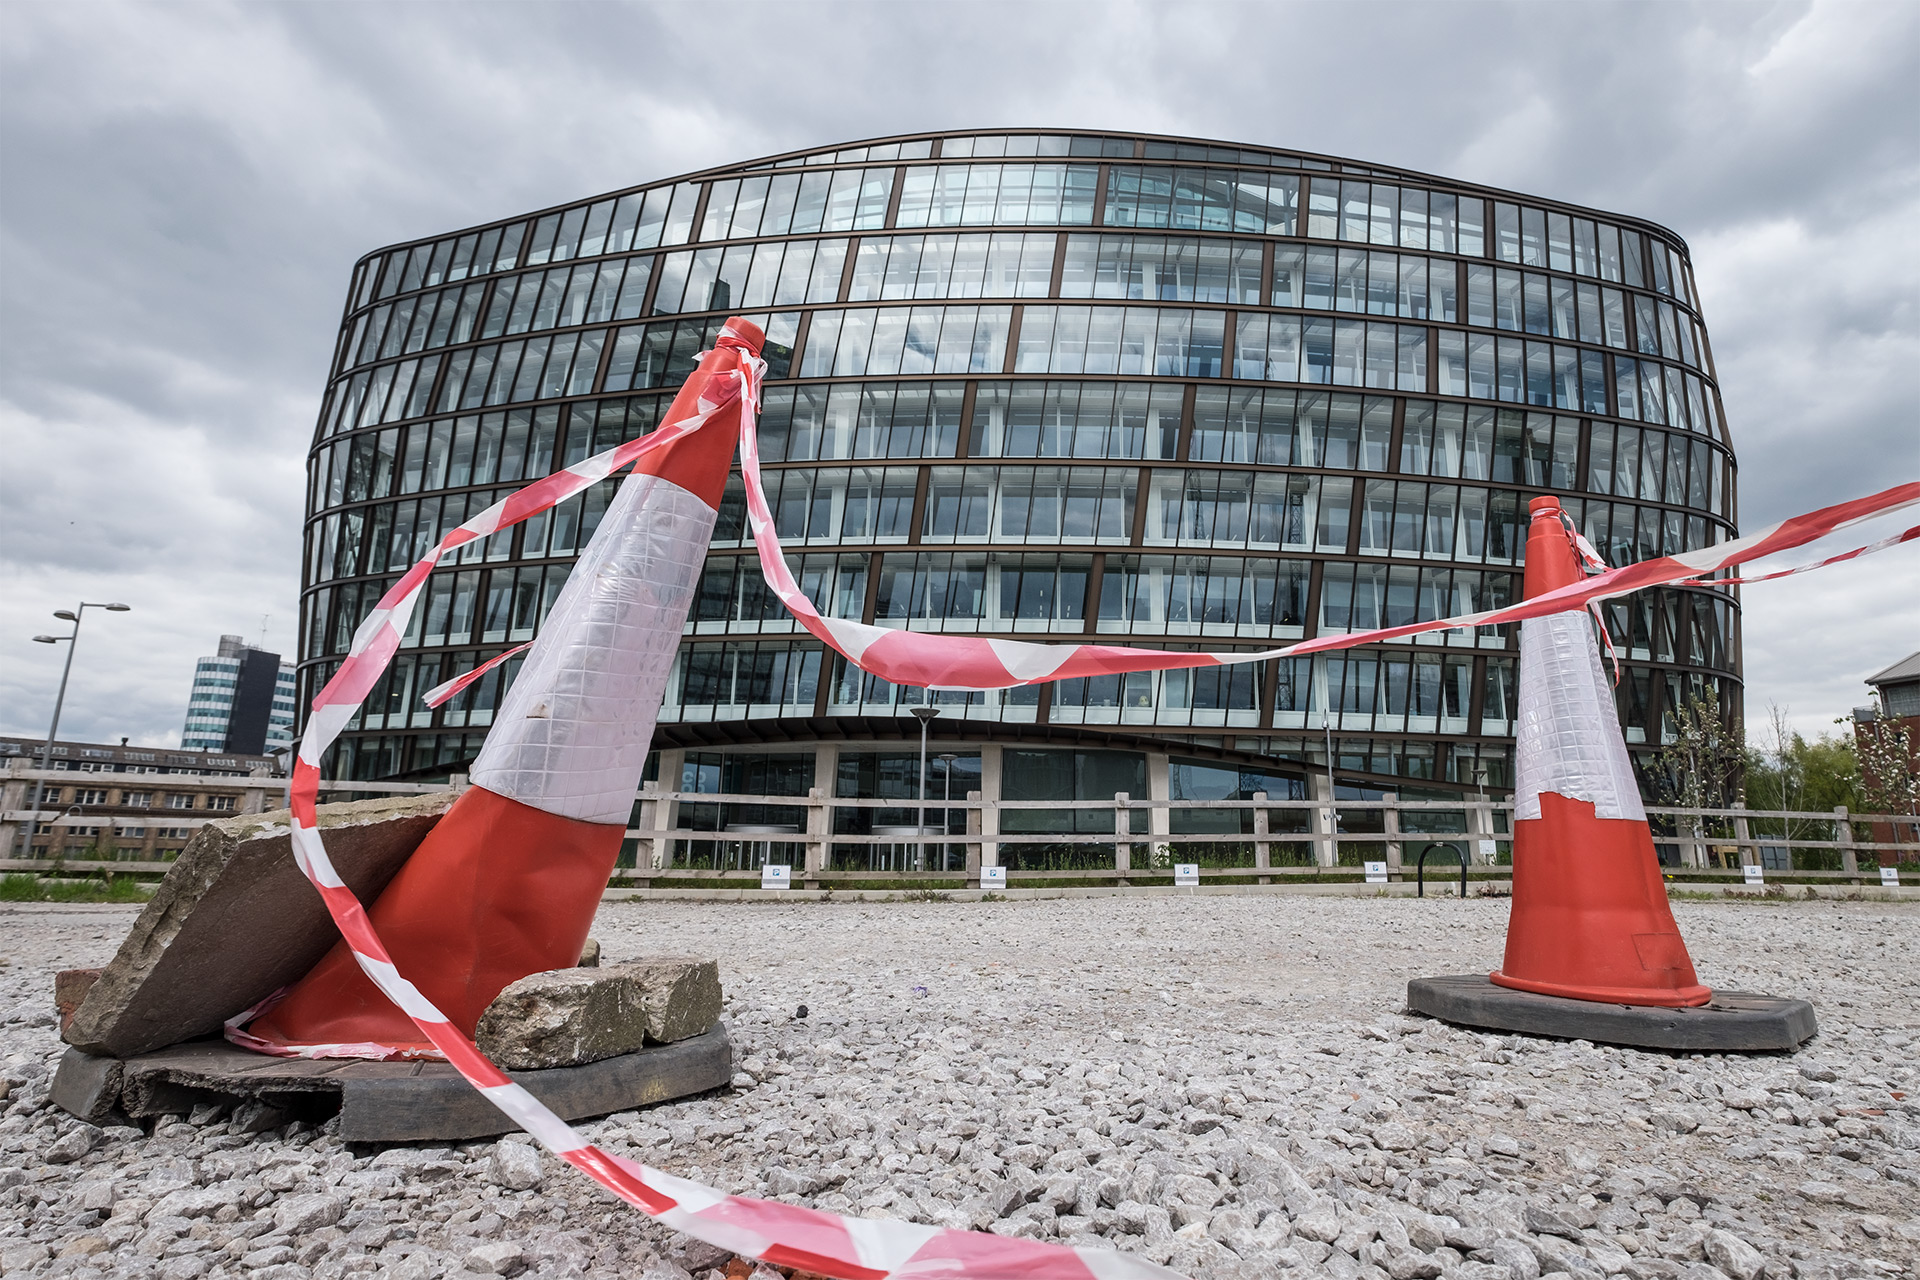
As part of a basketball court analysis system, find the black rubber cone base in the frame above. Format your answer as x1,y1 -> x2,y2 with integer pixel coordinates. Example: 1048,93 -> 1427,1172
1407,974 -> 1816,1052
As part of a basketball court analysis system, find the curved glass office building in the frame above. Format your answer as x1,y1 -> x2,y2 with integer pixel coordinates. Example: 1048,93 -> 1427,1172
300,130 -> 1739,866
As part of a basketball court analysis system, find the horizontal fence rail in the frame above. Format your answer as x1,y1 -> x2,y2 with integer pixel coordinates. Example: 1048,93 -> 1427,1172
6,786 -> 1914,890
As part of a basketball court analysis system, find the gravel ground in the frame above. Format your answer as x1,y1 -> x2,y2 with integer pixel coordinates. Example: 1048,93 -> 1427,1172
2,895 -> 1916,1280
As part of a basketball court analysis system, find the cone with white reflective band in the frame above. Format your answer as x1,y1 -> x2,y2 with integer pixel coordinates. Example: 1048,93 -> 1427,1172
244,319 -> 765,1057
1488,495 -> 1711,1008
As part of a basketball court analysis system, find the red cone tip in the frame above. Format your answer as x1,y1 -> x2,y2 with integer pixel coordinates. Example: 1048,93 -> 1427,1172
630,319 -> 761,508
719,315 -> 765,353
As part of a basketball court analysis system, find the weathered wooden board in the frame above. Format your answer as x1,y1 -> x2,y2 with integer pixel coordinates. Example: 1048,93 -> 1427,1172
51,1023 -> 733,1141
340,1023 -> 734,1142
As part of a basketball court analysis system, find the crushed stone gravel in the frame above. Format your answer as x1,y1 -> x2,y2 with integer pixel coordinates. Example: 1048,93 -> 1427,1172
1,895 -> 1916,1279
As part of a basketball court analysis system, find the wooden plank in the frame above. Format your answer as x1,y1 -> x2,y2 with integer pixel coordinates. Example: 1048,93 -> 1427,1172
96,1025 -> 729,1134
338,1023 -> 733,1143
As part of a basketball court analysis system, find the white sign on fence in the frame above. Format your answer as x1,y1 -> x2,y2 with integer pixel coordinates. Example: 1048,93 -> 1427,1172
1742,864 -> 1764,885
1364,861 -> 1389,884
761,864 -> 791,890
1883,866 -> 1901,887
1477,840 -> 1497,861
980,866 -> 1006,889
1174,864 -> 1200,887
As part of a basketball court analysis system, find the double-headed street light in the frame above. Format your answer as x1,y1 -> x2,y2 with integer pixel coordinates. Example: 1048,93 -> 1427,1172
21,603 -> 131,856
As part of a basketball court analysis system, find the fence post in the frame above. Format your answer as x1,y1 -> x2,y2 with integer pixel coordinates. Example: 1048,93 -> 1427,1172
450,772 -> 469,793
1835,806 -> 1857,881
803,787 -> 827,890
1732,799 -> 1751,872
1311,772 -> 1338,868
628,783 -> 656,890
642,780 -> 671,882
1252,791 -> 1271,885
1384,799 -> 1403,876
1682,810 -> 1703,869
965,790 -> 984,886
1114,792 -> 1131,883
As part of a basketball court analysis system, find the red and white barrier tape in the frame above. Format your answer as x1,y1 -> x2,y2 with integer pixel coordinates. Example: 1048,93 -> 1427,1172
420,640 -> 531,708
283,326 -> 1917,1276
282,353 -> 1188,1278
737,386 -> 1918,687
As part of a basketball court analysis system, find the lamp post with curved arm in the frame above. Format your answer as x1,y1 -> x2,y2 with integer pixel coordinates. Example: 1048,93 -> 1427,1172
21,603 -> 131,856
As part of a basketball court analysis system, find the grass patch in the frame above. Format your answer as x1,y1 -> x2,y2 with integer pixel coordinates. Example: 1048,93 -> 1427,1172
0,873 -> 153,903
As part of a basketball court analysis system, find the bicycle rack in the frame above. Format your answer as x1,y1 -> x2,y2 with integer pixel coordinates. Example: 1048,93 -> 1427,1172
1417,841 -> 1469,898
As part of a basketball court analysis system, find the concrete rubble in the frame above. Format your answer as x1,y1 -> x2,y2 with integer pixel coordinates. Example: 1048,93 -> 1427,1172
476,961 -> 722,1071
61,793 -> 454,1060
2,895 -> 1916,1280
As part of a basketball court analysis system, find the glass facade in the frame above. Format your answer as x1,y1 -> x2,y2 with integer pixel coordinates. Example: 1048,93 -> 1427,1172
300,131 -> 1740,835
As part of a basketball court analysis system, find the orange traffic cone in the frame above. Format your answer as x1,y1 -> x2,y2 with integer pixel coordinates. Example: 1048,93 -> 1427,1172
1488,496 -> 1711,1008
245,319 -> 764,1057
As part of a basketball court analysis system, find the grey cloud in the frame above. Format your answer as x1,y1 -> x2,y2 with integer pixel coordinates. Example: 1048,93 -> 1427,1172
2,0 -> 1914,749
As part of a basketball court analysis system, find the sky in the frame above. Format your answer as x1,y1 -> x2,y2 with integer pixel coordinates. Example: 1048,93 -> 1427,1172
2,0 -> 1916,755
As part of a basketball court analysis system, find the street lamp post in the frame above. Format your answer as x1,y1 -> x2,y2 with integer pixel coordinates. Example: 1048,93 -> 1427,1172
938,752 -> 958,870
911,706 -> 940,872
22,602 -> 131,857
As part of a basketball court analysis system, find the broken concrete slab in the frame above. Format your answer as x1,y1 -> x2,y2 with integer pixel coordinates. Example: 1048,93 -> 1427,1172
475,958 -> 722,1070
63,792 -> 455,1059
621,958 -> 723,1045
51,1026 -> 733,1142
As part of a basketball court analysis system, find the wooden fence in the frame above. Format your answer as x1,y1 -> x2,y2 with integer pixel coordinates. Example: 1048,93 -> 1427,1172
7,787 -> 1913,890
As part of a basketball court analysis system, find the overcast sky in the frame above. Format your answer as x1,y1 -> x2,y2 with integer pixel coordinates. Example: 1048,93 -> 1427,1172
2,0 -> 1915,756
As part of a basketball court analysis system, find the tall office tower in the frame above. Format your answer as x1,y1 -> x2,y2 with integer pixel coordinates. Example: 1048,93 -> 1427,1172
183,634 -> 297,754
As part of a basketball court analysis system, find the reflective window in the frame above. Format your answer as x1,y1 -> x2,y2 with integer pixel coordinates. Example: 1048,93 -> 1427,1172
668,642 -> 822,719
922,465 -> 1137,544
895,164 -> 1099,227
652,239 -> 841,314
797,306 -> 1013,378
873,551 -> 1091,632
1016,305 -> 1223,377
1142,470 -> 1322,551
478,259 -> 652,339
1232,314 -> 1426,391
1105,167 -> 1297,234
759,381 -> 967,462
601,312 -> 801,393
848,233 -> 1055,301
692,553 -> 866,633
752,466 -> 919,543
1098,555 -> 1311,636
969,381 -> 1183,459
1302,178 -> 1474,254
1060,234 -> 1259,303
